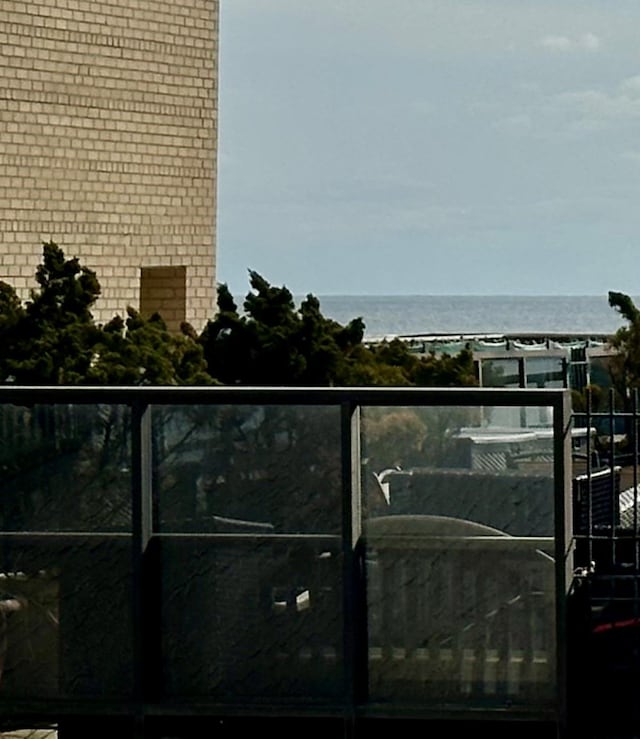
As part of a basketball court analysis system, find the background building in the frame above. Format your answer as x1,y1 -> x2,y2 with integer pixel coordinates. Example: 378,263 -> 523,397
0,1 -> 219,333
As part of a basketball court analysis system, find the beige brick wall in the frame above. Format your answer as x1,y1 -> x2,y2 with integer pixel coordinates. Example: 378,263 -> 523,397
0,0 -> 218,332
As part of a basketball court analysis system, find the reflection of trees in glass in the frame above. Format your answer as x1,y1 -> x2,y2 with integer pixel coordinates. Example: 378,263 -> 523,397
361,406 -> 482,508
526,357 -> 564,388
154,405 -> 342,534
0,404 -> 130,531
418,406 -> 482,467
362,409 -> 427,472
480,359 -> 516,388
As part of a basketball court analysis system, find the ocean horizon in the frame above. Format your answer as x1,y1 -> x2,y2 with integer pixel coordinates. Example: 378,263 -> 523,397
303,294 -> 638,340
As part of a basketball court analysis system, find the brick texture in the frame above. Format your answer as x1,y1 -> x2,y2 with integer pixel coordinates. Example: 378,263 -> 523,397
0,0 -> 218,332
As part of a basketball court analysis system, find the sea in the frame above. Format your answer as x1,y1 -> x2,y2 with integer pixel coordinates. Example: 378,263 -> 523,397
307,294 -> 637,341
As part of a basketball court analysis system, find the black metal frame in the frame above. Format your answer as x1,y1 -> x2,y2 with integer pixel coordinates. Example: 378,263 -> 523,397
570,388 -> 640,737
0,386 -> 573,738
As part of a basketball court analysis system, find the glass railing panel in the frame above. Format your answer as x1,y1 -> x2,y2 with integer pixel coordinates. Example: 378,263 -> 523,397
0,389 -> 568,722
364,524 -> 556,708
152,405 -> 342,534
0,535 -> 133,700
362,405 -> 555,536
361,404 -> 557,710
158,537 -> 344,701
153,403 -> 345,701
525,356 -> 565,389
586,354 -> 614,392
480,358 -> 521,388
0,404 -> 132,532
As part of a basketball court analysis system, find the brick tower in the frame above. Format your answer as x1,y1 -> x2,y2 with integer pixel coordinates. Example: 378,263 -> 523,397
0,1 -> 219,333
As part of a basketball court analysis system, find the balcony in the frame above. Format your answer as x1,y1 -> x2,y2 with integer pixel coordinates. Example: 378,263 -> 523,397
0,386 -> 573,738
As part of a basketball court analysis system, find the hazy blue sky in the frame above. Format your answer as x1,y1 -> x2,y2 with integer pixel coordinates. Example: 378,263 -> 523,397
216,1 -> 640,297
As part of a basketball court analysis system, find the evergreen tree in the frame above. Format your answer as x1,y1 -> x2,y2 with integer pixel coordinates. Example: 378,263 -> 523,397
1,241 -> 102,384
0,281 -> 26,383
200,271 -> 476,387
0,242 -> 211,385
88,309 -> 212,386
0,243 -> 476,388
607,290 -> 640,406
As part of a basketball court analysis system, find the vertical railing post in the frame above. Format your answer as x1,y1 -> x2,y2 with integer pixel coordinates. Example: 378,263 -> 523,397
518,356 -> 527,388
633,389 -> 639,565
131,399 -> 155,735
585,387 -> 593,565
554,388 -> 574,737
608,388 -> 617,565
341,400 -> 364,731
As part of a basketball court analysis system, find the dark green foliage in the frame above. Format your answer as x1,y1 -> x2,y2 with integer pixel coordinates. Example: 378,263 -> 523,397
0,242 -> 211,386
199,274 -> 369,385
0,281 -> 26,382
607,290 -> 640,406
609,291 -> 640,324
369,338 -> 477,387
31,241 -> 100,325
0,243 -> 476,388
0,241 -> 102,384
89,309 -> 212,386
200,272 -> 476,387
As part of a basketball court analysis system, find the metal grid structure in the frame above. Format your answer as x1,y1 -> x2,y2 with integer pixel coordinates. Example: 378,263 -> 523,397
0,386 -> 574,739
570,388 -> 640,738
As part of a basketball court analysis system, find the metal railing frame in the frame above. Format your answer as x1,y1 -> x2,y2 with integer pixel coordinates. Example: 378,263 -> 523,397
0,385 -> 574,737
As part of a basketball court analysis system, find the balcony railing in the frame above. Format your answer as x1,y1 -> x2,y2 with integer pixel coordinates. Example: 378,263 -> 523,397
0,386 -> 573,738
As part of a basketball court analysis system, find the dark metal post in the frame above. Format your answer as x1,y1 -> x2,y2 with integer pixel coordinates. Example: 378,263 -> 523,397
553,389 -> 574,738
131,399 -> 155,737
341,400 -> 364,734
518,357 -> 527,388
633,389 -> 639,566
608,388 -> 617,565
586,387 -> 593,567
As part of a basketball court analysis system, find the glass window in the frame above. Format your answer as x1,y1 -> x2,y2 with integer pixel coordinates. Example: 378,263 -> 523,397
480,358 -> 521,388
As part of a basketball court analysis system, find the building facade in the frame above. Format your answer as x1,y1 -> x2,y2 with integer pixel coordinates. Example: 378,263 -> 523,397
0,1 -> 219,333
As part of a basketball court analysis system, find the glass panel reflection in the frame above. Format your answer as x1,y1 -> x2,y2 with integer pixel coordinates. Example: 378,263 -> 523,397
153,405 -> 342,534
363,405 -> 555,536
154,404 -> 345,700
480,358 -> 521,388
0,404 -> 131,532
0,536 -> 133,699
365,519 -> 555,707
159,538 -> 343,700
525,356 -> 565,389
362,405 -> 556,709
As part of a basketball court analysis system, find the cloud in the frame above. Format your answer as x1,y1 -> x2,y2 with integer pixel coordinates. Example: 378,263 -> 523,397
494,113 -> 533,135
540,35 -> 572,51
581,32 -> 601,51
619,75 -> 640,95
506,73 -> 640,141
621,149 -> 640,165
539,32 -> 601,52
553,79 -> 640,129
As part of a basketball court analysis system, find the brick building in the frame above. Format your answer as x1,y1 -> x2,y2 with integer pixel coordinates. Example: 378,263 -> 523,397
0,1 -> 219,333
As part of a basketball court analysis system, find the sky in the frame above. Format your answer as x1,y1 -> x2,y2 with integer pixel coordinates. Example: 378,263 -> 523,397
216,1 -> 640,297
